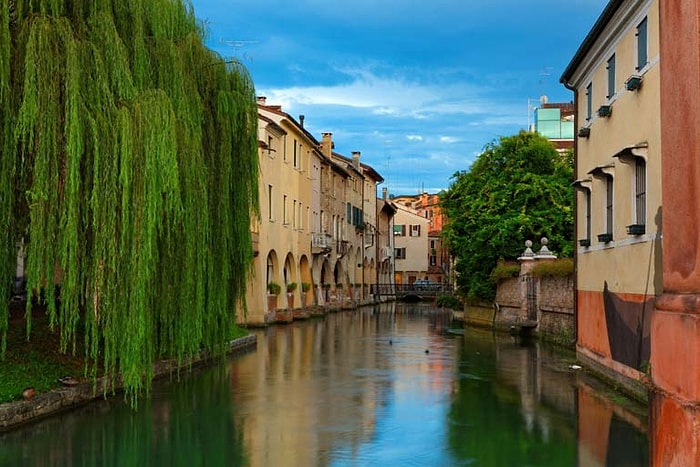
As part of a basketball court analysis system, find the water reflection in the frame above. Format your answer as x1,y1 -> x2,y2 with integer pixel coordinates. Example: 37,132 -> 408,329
0,302 -> 648,466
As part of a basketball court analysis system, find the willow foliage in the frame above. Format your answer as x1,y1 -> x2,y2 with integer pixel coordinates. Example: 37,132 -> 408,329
2,0 -> 259,403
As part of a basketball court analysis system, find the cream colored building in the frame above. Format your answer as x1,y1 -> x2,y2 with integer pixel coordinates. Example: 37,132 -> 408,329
244,99 -> 322,325
560,0 -> 660,386
392,204 -> 430,284
243,104 -> 389,325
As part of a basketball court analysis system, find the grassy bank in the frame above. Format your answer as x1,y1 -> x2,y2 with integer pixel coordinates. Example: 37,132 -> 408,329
0,304 -> 248,404
0,305 -> 86,403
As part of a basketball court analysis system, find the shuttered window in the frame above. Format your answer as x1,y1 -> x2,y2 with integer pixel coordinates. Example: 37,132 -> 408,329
635,158 -> 646,226
637,17 -> 648,71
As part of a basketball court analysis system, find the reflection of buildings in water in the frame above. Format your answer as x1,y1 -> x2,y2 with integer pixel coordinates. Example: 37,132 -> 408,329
491,336 -> 575,443
227,304 -> 458,466
488,333 -> 648,466
577,381 -> 648,467
228,309 -> 389,466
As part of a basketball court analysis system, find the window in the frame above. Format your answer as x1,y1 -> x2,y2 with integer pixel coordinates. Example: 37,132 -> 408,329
267,136 -> 273,156
430,240 -> 436,249
637,17 -> 648,71
283,195 -> 289,225
430,255 -> 437,266
410,224 -> 421,237
268,185 -> 273,221
607,54 -> 616,98
605,176 -> 614,235
394,224 -> 406,236
293,200 -> 297,228
394,248 -> 407,260
635,158 -> 646,226
586,83 -> 593,121
347,203 -> 352,224
585,189 -> 592,242
295,143 -> 300,168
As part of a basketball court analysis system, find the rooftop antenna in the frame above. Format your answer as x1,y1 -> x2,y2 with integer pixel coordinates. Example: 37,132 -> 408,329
219,39 -> 258,62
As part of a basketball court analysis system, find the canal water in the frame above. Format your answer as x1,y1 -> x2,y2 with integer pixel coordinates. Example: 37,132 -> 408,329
0,302 -> 648,466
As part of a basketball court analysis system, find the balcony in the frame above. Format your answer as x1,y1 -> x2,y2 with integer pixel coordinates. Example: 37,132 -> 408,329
336,240 -> 350,257
311,233 -> 332,254
380,246 -> 393,262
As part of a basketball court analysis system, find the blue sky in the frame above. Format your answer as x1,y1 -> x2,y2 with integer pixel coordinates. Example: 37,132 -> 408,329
189,0 -> 608,196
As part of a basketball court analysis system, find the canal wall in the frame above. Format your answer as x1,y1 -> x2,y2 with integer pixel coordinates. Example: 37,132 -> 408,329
0,335 -> 257,432
462,274 -> 575,340
491,273 -> 574,342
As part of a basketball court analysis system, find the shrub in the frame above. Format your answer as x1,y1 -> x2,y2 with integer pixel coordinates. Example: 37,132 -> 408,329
301,282 -> 311,292
267,282 -> 281,295
531,258 -> 574,278
437,294 -> 462,310
490,263 -> 520,283
286,282 -> 298,293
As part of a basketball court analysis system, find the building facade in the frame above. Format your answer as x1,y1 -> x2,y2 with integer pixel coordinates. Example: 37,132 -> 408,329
533,100 -> 575,151
392,193 -> 451,285
392,204 -> 430,285
560,0 -> 660,393
244,100 -> 389,325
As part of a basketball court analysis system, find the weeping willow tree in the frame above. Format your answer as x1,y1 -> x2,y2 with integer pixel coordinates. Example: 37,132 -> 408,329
0,0 -> 259,402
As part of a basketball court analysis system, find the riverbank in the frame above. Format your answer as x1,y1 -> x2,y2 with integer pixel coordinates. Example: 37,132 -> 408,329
0,319 -> 256,433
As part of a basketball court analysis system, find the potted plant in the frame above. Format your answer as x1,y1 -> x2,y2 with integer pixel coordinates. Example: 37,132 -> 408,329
267,282 -> 281,313
286,282 -> 297,309
267,282 -> 281,295
301,282 -> 311,307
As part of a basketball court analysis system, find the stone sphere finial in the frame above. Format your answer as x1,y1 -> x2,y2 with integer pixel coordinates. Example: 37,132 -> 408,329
535,237 -> 556,259
520,239 -> 535,259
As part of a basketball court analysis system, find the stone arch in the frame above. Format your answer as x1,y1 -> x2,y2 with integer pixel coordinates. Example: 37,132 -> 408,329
318,258 -> 333,305
266,250 -> 280,287
299,255 -> 312,306
283,252 -> 298,308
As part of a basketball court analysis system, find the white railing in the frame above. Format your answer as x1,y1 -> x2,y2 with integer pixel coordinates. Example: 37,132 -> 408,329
312,233 -> 333,251
380,246 -> 393,261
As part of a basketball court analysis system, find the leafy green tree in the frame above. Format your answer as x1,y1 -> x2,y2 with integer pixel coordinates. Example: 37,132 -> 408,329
441,131 -> 573,301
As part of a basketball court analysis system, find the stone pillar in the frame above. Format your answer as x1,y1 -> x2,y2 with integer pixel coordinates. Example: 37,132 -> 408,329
651,2 -> 700,465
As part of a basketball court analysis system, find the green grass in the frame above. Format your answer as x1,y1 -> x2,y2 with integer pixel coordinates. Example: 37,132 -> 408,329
0,305 -> 250,404
0,307 -> 86,403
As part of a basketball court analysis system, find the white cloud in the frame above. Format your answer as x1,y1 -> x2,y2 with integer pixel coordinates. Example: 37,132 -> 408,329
406,135 -> 423,142
259,66 -> 518,122
439,136 -> 459,144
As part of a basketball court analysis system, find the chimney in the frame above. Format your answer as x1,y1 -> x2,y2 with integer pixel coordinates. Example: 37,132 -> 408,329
351,151 -> 361,169
321,132 -> 333,157
299,115 -> 305,128
382,187 -> 388,200
256,96 -> 266,105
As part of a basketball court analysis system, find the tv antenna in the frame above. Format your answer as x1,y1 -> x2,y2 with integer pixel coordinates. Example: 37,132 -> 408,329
219,39 -> 258,62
